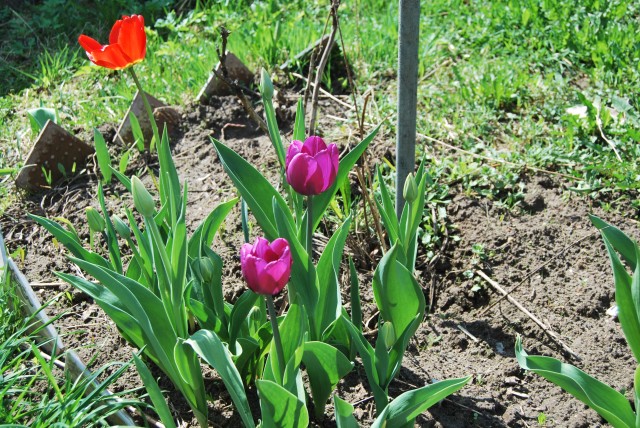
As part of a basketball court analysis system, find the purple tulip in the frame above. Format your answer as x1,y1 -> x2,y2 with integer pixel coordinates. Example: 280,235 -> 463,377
285,136 -> 339,196
240,237 -> 292,295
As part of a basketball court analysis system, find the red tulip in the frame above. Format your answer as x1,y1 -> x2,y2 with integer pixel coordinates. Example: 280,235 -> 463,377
240,237 -> 292,296
285,136 -> 339,196
78,15 -> 146,70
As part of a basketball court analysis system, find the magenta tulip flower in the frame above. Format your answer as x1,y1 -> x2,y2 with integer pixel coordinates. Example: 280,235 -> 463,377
240,237 -> 292,295
285,136 -> 339,196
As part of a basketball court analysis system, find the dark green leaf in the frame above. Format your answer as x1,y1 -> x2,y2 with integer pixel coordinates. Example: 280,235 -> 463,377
256,379 -> 309,428
213,138 -> 293,240
334,395 -> 359,428
186,330 -> 255,428
515,337 -> 634,428
302,341 -> 353,418
132,353 -> 177,428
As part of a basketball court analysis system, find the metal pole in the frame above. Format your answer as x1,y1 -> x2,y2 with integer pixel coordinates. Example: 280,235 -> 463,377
396,0 -> 420,218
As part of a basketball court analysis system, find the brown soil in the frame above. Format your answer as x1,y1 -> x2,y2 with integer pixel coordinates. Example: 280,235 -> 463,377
2,88 -> 639,427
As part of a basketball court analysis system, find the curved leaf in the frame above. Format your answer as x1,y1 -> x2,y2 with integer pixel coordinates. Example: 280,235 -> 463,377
515,336 -> 635,428
374,376 -> 472,427
372,243 -> 425,340
302,341 -> 353,418
212,138 -> 293,240
186,330 -> 255,428
334,395 -> 359,428
256,379 -> 309,428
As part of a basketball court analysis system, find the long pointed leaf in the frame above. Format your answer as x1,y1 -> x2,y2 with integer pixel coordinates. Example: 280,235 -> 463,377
302,341 -> 353,418
375,376 -> 472,427
334,395 -> 360,428
132,353 -> 178,428
372,243 -> 425,340
256,379 -> 308,428
186,330 -> 255,428
213,138 -> 293,240
515,337 -> 635,428
316,216 -> 351,336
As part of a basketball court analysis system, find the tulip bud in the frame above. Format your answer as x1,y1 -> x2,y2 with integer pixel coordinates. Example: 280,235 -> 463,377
131,176 -> 155,218
196,257 -> 215,284
240,237 -> 292,295
85,207 -> 105,233
112,216 -> 131,239
402,172 -> 418,203
380,321 -> 396,350
285,136 -> 339,196
260,68 -> 274,102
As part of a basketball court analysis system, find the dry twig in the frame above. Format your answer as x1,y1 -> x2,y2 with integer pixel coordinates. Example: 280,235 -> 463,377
476,270 -> 580,360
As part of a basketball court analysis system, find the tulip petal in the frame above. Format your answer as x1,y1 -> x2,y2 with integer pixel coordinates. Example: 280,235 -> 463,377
270,238 -> 290,257
240,237 -> 292,295
109,18 -> 123,45
253,237 -> 271,259
286,140 -> 303,166
78,35 -> 103,53
243,255 -> 268,293
304,157 -> 325,194
263,260 -> 291,294
84,44 -> 131,69
303,136 -> 327,155
313,148 -> 336,193
287,153 -> 315,195
328,143 -> 339,181
118,15 -> 146,64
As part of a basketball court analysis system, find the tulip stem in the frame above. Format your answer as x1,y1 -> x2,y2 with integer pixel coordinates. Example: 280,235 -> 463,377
265,295 -> 286,379
306,196 -> 314,257
128,67 -> 161,151
306,195 -> 314,284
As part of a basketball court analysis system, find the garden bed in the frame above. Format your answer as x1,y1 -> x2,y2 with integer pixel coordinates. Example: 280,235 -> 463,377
1,90 -> 638,427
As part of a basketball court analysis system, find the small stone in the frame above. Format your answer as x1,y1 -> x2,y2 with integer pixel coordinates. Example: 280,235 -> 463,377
504,376 -> 520,386
81,308 -> 97,322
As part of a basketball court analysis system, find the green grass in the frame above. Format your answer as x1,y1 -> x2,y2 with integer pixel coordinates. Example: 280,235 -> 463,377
1,0 -> 639,214
0,261 -> 148,425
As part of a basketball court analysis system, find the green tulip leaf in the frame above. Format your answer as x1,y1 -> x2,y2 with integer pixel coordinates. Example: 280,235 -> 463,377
132,353 -> 178,428
97,183 -> 123,274
185,330 -> 255,428
371,376 -> 472,428
293,98 -> 305,142
334,395 -> 360,428
213,138 -> 293,240
372,243 -> 425,341
590,215 -> 640,361
56,272 -> 146,357
229,290 -> 261,353
342,315 -> 388,411
63,257 -> 179,378
256,379 -> 309,428
268,303 -> 306,385
302,341 -> 354,419
515,336 -> 635,428
375,165 -> 399,244
316,216 -> 352,338
28,214 -> 110,269
590,214 -> 637,271
27,107 -> 57,134
188,197 -> 238,258
94,128 -> 112,184
273,197 -> 317,314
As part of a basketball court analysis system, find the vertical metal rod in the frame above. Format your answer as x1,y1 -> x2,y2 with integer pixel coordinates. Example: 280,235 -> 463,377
396,0 -> 420,218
